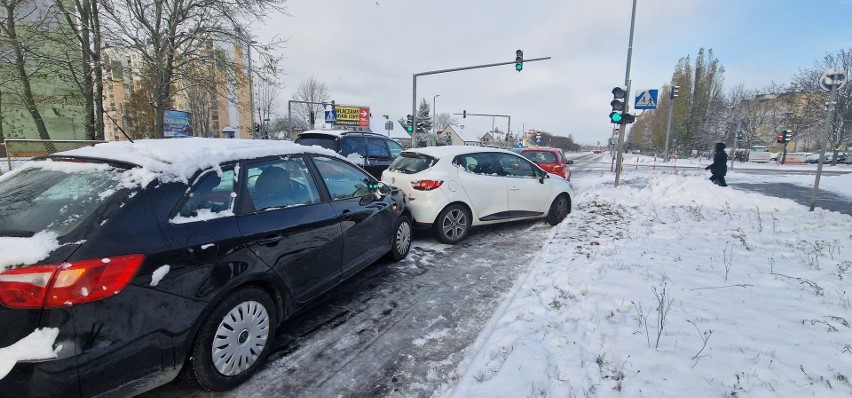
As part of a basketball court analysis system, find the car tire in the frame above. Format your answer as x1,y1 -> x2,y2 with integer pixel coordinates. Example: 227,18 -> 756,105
181,287 -> 277,391
545,194 -> 570,226
387,215 -> 412,261
433,204 -> 471,244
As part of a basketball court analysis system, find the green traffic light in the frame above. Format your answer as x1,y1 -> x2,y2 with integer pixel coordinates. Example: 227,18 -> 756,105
609,112 -> 622,123
515,63 -> 523,71
407,126 -> 413,132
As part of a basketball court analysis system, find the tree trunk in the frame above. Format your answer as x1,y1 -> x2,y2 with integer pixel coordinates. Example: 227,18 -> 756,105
91,0 -> 104,140
5,4 -> 50,140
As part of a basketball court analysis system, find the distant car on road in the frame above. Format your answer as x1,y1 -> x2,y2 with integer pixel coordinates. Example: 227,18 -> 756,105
0,138 -> 412,397
295,129 -> 406,178
518,147 -> 573,181
382,146 -> 573,244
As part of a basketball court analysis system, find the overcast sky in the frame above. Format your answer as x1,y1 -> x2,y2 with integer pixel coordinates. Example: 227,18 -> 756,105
254,0 -> 852,145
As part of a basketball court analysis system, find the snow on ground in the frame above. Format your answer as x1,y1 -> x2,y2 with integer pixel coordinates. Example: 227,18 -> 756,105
443,170 -> 852,398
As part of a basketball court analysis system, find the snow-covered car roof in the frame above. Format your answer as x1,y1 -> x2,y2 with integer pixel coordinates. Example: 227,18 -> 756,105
44,138 -> 341,185
400,145 -> 517,159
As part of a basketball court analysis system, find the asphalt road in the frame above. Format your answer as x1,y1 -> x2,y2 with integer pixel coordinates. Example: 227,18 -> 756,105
142,220 -> 553,398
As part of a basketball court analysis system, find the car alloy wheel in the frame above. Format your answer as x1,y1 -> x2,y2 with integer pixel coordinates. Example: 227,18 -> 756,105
181,287 -> 277,391
433,204 -> 471,244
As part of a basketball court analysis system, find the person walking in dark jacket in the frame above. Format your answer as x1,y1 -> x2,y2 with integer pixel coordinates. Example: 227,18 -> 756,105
706,142 -> 728,186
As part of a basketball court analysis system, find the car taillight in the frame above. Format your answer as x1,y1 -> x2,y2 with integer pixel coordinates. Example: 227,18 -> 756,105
411,180 -> 444,191
0,254 -> 145,309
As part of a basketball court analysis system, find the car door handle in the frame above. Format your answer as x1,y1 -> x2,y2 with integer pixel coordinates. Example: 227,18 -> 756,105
257,234 -> 283,246
339,210 -> 352,221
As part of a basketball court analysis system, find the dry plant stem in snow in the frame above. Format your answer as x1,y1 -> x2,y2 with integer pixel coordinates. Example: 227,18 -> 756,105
687,320 -> 713,366
632,300 -> 651,348
723,242 -> 734,281
653,283 -> 674,349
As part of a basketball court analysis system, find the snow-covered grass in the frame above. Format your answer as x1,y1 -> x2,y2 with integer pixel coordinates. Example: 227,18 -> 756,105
444,171 -> 852,398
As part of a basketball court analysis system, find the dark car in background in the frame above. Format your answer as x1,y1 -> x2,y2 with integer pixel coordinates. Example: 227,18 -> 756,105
0,138 -> 412,397
295,129 -> 406,179
518,147 -> 574,181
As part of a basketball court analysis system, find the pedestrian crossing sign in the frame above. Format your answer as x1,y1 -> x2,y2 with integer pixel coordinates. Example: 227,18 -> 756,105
634,89 -> 659,110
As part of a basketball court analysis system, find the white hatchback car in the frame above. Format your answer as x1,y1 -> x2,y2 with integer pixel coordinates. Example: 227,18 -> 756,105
381,146 -> 573,244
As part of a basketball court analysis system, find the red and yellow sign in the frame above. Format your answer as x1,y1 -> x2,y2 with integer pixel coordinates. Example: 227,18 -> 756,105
334,105 -> 370,127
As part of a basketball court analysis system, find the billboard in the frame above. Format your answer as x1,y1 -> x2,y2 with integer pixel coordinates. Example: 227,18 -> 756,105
333,105 -> 370,127
163,109 -> 193,137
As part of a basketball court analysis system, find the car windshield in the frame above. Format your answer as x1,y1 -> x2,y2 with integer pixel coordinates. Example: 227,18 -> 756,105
388,153 -> 437,174
0,162 -> 125,238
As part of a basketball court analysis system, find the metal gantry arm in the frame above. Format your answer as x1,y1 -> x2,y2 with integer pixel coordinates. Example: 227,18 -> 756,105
286,99 -> 335,139
412,56 -> 550,147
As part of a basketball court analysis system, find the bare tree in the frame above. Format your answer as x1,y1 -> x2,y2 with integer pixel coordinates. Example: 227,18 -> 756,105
54,0 -> 104,140
294,76 -> 329,128
791,48 -> 852,164
434,112 -> 457,132
0,0 -> 56,139
255,78 -> 280,137
99,0 -> 286,138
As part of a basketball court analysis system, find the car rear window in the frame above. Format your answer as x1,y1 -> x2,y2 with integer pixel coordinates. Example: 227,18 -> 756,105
521,150 -> 558,163
388,153 -> 437,174
0,161 -> 126,238
295,136 -> 338,151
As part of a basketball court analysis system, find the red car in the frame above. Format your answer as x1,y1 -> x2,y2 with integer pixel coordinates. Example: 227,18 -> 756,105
519,147 -> 574,181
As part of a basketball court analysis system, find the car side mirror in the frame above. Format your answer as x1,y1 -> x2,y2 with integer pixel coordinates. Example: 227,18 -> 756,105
538,171 -> 548,184
376,181 -> 392,197
567,160 -> 574,165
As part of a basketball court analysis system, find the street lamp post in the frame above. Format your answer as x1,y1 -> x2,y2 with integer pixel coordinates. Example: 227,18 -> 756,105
432,94 -> 440,137
235,27 -> 257,138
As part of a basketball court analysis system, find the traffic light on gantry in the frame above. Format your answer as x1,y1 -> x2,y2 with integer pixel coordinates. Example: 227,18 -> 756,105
609,86 -> 626,123
515,50 -> 523,72
670,85 -> 680,99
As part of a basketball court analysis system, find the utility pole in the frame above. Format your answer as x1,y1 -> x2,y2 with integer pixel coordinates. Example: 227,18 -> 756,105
614,0 -> 638,187
810,68 -> 847,211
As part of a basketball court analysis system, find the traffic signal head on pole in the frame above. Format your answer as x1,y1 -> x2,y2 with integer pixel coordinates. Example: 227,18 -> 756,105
406,114 -> 413,132
609,86 -> 626,123
515,50 -> 523,72
463,110 -> 467,118
776,134 -> 784,144
784,129 -> 794,142
254,123 -> 260,133
671,85 -> 680,99
609,112 -> 622,123
611,86 -> 626,111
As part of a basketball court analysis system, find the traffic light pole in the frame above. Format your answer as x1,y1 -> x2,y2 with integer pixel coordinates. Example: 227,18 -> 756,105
809,82 -> 839,211
412,56 -> 551,147
663,94 -> 674,162
614,0 -> 638,188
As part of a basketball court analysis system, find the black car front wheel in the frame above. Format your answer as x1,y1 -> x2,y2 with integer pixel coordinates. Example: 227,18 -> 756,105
181,287 -> 277,391
387,215 -> 412,261
433,204 -> 471,244
545,194 -> 570,226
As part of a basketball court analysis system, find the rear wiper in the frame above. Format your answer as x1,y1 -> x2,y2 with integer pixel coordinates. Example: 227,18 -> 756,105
0,229 -> 36,238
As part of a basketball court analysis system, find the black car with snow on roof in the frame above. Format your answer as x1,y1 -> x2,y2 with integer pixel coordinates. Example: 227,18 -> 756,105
0,138 -> 412,397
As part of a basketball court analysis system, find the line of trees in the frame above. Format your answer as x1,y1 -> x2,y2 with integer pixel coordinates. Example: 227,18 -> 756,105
627,47 -> 852,163
0,0 -> 286,142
